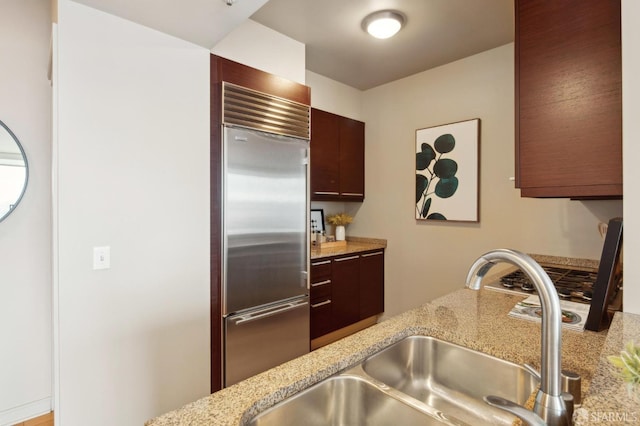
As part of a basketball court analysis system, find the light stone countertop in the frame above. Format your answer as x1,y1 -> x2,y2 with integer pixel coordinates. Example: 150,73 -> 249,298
310,236 -> 386,259
144,287 -> 640,426
576,312 -> 640,425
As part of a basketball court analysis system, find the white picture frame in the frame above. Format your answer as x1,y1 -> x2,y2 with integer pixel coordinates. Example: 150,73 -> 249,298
415,118 -> 480,222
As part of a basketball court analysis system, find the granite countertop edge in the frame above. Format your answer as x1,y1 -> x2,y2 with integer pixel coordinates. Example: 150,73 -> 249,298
310,236 -> 387,259
146,286 -> 640,426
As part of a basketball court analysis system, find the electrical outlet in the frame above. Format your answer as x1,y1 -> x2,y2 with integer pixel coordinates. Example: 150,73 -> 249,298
93,246 -> 110,270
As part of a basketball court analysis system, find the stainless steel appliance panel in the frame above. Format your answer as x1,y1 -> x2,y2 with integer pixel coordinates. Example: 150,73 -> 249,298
223,126 -> 309,315
224,297 -> 310,387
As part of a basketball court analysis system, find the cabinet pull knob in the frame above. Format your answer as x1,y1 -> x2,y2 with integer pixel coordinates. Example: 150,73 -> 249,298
311,300 -> 331,308
311,260 -> 331,266
311,280 -> 331,287
361,251 -> 384,257
314,191 -> 340,195
334,255 -> 359,262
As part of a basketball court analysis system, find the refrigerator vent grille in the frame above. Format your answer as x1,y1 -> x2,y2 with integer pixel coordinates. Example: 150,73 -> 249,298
222,82 -> 310,140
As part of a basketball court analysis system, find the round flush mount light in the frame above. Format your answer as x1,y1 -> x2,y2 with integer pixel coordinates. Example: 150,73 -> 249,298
362,10 -> 406,39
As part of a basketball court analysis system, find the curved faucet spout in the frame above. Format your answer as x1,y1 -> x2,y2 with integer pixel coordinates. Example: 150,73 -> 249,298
465,249 -> 569,426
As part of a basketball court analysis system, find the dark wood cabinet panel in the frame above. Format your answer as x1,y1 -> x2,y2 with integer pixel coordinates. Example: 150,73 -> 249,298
515,0 -> 622,199
310,109 -> 340,196
209,54 -> 311,392
359,251 -> 385,319
339,117 -> 365,198
211,55 -> 310,105
331,255 -> 361,329
311,108 -> 365,202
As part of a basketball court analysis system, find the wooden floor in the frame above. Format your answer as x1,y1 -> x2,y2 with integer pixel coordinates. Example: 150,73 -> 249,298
13,412 -> 53,426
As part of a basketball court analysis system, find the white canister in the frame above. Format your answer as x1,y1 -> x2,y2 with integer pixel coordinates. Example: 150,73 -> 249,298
335,225 -> 346,241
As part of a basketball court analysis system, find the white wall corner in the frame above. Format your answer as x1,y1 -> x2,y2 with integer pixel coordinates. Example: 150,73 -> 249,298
211,19 -> 306,84
305,70 -> 364,121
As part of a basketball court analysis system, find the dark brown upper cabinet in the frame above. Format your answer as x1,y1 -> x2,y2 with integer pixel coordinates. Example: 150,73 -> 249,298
515,0 -> 622,199
311,108 -> 365,202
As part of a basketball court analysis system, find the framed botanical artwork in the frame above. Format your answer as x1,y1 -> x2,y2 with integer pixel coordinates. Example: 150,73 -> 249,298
415,118 -> 480,222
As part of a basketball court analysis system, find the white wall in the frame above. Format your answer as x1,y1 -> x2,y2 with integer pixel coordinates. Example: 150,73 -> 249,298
622,0 -> 640,314
54,1 -> 210,424
349,44 -> 622,318
0,1 -> 53,424
305,71 -> 364,121
212,19 -> 305,84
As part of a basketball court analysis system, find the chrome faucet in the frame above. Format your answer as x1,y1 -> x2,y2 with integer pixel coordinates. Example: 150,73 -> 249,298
465,249 -> 571,426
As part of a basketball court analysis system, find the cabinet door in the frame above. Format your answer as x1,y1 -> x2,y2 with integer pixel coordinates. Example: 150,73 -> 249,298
310,299 -> 333,339
359,251 -> 384,319
339,117 -> 365,201
331,255 -> 360,329
515,0 -> 622,198
310,109 -> 340,198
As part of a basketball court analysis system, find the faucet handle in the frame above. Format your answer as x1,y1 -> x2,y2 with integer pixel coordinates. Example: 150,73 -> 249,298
562,392 -> 575,421
524,363 -> 582,406
484,395 -> 546,426
561,371 -> 582,406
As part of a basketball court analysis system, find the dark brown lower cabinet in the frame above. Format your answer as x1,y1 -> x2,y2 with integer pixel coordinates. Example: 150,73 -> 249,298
359,251 -> 385,319
310,250 -> 385,341
331,255 -> 361,329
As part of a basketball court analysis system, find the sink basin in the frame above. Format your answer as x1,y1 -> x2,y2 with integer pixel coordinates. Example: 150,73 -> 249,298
361,335 -> 540,425
247,335 -> 540,426
247,375 -> 449,426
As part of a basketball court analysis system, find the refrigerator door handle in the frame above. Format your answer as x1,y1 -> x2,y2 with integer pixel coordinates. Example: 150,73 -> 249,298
233,300 -> 308,325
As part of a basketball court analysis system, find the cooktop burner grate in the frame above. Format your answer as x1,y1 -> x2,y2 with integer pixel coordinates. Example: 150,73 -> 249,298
499,266 -> 597,304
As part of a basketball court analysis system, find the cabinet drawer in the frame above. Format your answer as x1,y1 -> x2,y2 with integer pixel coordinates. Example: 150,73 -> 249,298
310,259 -> 332,280
310,278 -> 331,301
310,298 -> 333,339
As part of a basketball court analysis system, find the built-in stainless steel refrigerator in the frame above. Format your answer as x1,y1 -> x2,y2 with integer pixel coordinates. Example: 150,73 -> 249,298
222,125 -> 309,387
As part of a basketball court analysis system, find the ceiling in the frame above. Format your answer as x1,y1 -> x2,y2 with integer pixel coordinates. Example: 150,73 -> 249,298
251,0 -> 514,90
71,0 -> 514,90
72,0 -> 270,47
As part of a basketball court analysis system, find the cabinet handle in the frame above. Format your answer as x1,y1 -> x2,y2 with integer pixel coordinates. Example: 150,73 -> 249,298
311,300 -> 331,308
334,255 -> 359,262
311,279 -> 331,287
233,300 -> 308,325
361,251 -> 384,257
314,191 -> 340,195
311,260 -> 331,266
341,192 -> 364,197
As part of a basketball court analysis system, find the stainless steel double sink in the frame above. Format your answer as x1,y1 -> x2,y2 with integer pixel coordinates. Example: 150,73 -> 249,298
248,335 -> 540,425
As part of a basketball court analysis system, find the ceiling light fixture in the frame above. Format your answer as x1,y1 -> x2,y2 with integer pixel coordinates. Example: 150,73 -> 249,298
362,10 -> 406,39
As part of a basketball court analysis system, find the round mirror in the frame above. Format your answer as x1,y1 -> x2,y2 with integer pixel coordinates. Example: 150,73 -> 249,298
0,120 -> 28,223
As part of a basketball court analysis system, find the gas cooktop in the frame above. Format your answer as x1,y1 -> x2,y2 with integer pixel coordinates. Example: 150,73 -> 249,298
486,265 -> 598,304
